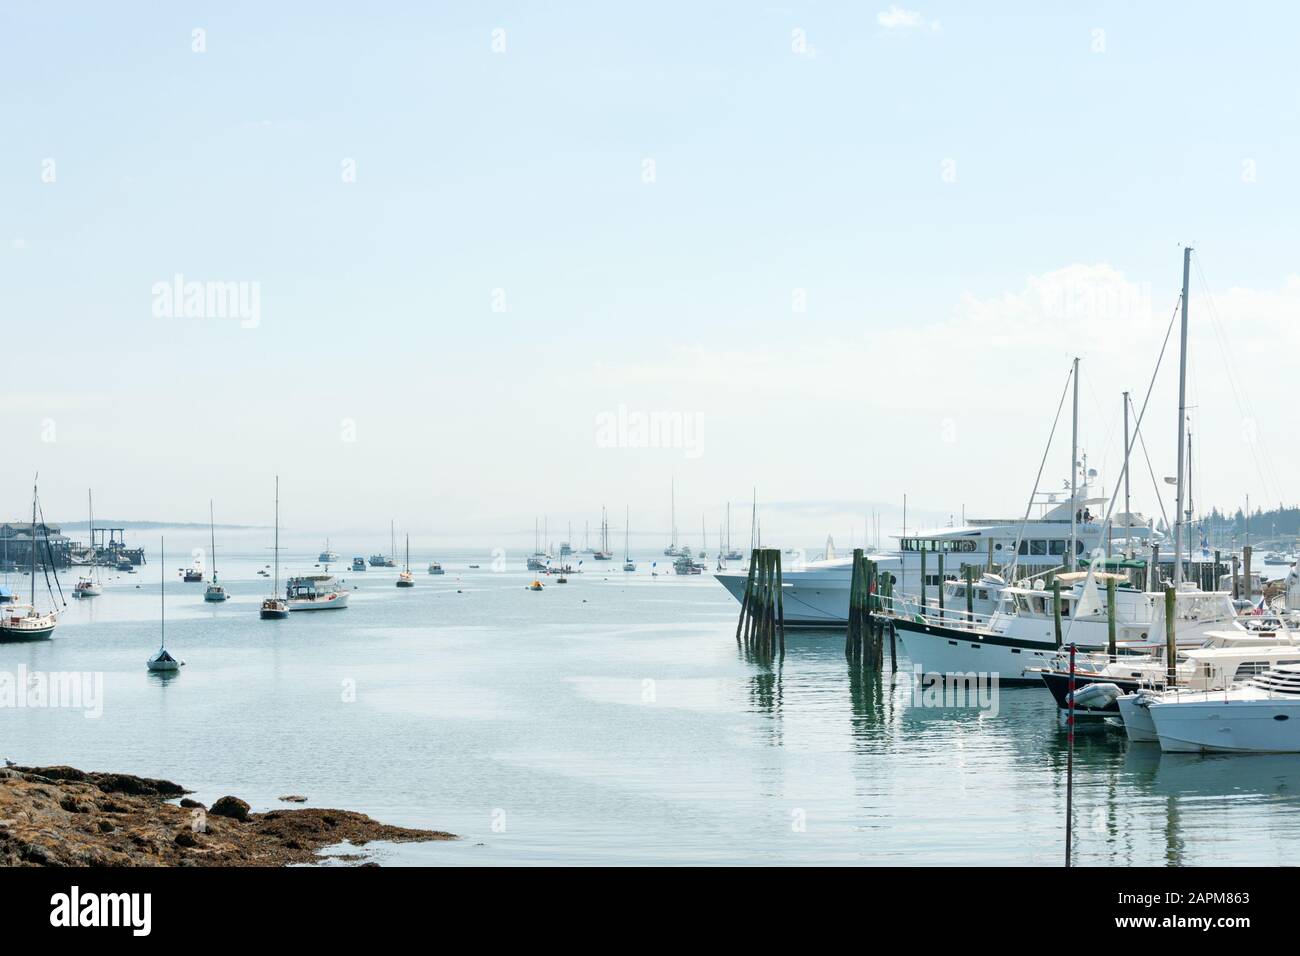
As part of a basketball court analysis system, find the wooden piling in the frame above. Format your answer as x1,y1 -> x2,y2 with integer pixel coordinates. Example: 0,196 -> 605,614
1164,585 -> 1177,686
964,566 -> 974,624
937,552 -> 945,614
1052,579 -> 1063,649
1243,545 -> 1253,607
1106,576 -> 1116,660
920,546 -> 927,611
737,549 -> 785,660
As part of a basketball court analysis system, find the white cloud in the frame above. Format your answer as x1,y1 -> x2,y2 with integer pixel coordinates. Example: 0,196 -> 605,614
877,5 -> 941,33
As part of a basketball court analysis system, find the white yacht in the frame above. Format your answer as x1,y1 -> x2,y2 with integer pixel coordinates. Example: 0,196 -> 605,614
285,573 -> 350,611
1145,663 -> 1300,753
72,490 -> 103,597
893,573 -> 1237,684
318,539 -> 339,563
714,480 -> 1159,626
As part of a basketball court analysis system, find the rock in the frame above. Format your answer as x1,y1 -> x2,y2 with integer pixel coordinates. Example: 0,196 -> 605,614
179,798 -> 204,809
278,795 -> 307,803
174,831 -> 200,848
97,820 -> 115,833
208,796 -> 251,821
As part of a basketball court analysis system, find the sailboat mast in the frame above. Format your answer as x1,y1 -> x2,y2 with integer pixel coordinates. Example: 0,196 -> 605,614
209,499 -> 217,578
160,536 -> 166,649
273,476 -> 280,593
1069,357 -> 1079,572
1174,245 -> 1192,586
670,479 -> 676,550
1122,392 -> 1131,558
30,481 -> 37,606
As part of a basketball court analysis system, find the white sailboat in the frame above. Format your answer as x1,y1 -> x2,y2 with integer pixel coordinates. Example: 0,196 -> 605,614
203,500 -> 228,602
663,480 -> 680,556
147,538 -> 183,672
0,479 -> 59,642
593,507 -> 613,560
260,477 -> 289,619
623,507 -> 636,572
72,489 -> 103,598
397,534 -> 415,587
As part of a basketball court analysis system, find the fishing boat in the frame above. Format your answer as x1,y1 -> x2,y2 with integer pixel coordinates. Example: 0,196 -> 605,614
0,481 -> 60,642
428,561 -> 444,575
1264,551 -> 1291,566
318,539 -> 339,563
592,507 -> 613,560
72,490 -> 103,598
260,477 -> 290,620
116,559 -> 135,573
396,534 -> 415,587
528,580 -> 544,591
351,556 -> 366,571
673,551 -> 700,575
623,506 -> 635,572
147,538 -> 183,672
285,573 -> 349,611
368,553 -> 387,567
203,501 -> 229,602
180,567 -> 203,583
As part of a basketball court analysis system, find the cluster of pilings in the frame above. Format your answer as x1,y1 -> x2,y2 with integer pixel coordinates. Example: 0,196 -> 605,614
735,549 -> 785,659
846,548 -> 894,671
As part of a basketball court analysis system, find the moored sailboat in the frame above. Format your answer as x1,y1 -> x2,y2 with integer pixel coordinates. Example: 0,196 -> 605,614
147,538 -> 183,672
260,477 -> 289,620
203,500 -> 228,602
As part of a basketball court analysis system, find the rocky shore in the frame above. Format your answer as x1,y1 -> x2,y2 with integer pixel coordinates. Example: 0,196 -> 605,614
0,765 -> 454,866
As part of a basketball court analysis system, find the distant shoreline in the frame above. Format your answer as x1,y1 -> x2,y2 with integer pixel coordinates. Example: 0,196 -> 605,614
49,521 -> 270,531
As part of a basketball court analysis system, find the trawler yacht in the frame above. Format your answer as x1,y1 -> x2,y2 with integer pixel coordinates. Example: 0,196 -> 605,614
285,574 -> 350,611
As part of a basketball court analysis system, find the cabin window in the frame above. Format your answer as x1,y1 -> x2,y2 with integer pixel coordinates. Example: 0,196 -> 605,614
1049,540 -> 1066,556
1030,540 -> 1047,556
994,543 -> 1003,551
977,589 -> 988,600
1018,540 -> 1028,555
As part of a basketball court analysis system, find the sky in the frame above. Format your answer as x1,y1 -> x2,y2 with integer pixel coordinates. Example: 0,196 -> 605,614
1,1 -> 1295,549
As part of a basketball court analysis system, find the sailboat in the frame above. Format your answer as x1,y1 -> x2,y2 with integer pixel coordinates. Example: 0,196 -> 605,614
623,507 -> 636,572
593,507 -> 613,560
72,489 -> 103,598
396,534 -> 415,587
724,502 -> 743,561
0,479 -> 60,641
663,480 -> 681,556
385,521 -> 397,567
203,500 -> 228,602
147,537 -> 183,672
260,477 -> 290,619
527,518 -> 549,571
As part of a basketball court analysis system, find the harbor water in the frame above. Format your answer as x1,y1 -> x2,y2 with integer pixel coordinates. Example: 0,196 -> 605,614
4,529 -> 1299,866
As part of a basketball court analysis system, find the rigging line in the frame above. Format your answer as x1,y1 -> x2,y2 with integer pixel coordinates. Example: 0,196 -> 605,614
1130,393 -> 1172,531
35,488 -> 66,607
1064,293 -> 1181,640
1006,361 -> 1075,584
1192,253 -> 1283,503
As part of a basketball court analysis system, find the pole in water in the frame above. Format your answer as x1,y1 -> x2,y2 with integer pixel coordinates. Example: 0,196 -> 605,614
1065,642 -> 1075,868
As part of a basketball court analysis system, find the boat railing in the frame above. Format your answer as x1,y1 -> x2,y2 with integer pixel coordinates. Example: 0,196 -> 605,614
882,592 -> 999,632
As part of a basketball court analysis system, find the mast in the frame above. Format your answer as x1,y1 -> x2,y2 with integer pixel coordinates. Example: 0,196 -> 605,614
273,476 -> 280,593
670,479 -> 677,550
1174,245 -> 1192,586
625,506 -> 630,559
1122,392 -> 1131,557
390,519 -> 395,561
405,533 -> 410,572
1069,356 -> 1079,571
1186,429 -> 1194,564
30,480 -> 37,606
160,537 -> 165,650
209,499 -> 217,580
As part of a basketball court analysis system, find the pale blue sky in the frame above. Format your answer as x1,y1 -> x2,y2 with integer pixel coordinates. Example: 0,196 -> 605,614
2,2 -> 1295,543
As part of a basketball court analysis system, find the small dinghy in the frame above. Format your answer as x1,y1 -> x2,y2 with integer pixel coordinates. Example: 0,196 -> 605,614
528,580 -> 544,591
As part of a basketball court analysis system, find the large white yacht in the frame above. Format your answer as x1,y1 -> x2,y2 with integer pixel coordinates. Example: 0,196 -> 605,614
713,481 -> 1159,626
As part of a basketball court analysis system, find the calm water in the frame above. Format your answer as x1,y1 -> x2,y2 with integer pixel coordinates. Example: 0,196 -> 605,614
4,529 -> 1299,866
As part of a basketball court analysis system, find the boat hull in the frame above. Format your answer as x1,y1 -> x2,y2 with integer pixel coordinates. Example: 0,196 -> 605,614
1116,694 -> 1159,742
1150,699 -> 1300,753
286,592 -> 349,611
1037,670 -> 1144,716
0,623 -> 56,642
892,617 -> 1087,684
